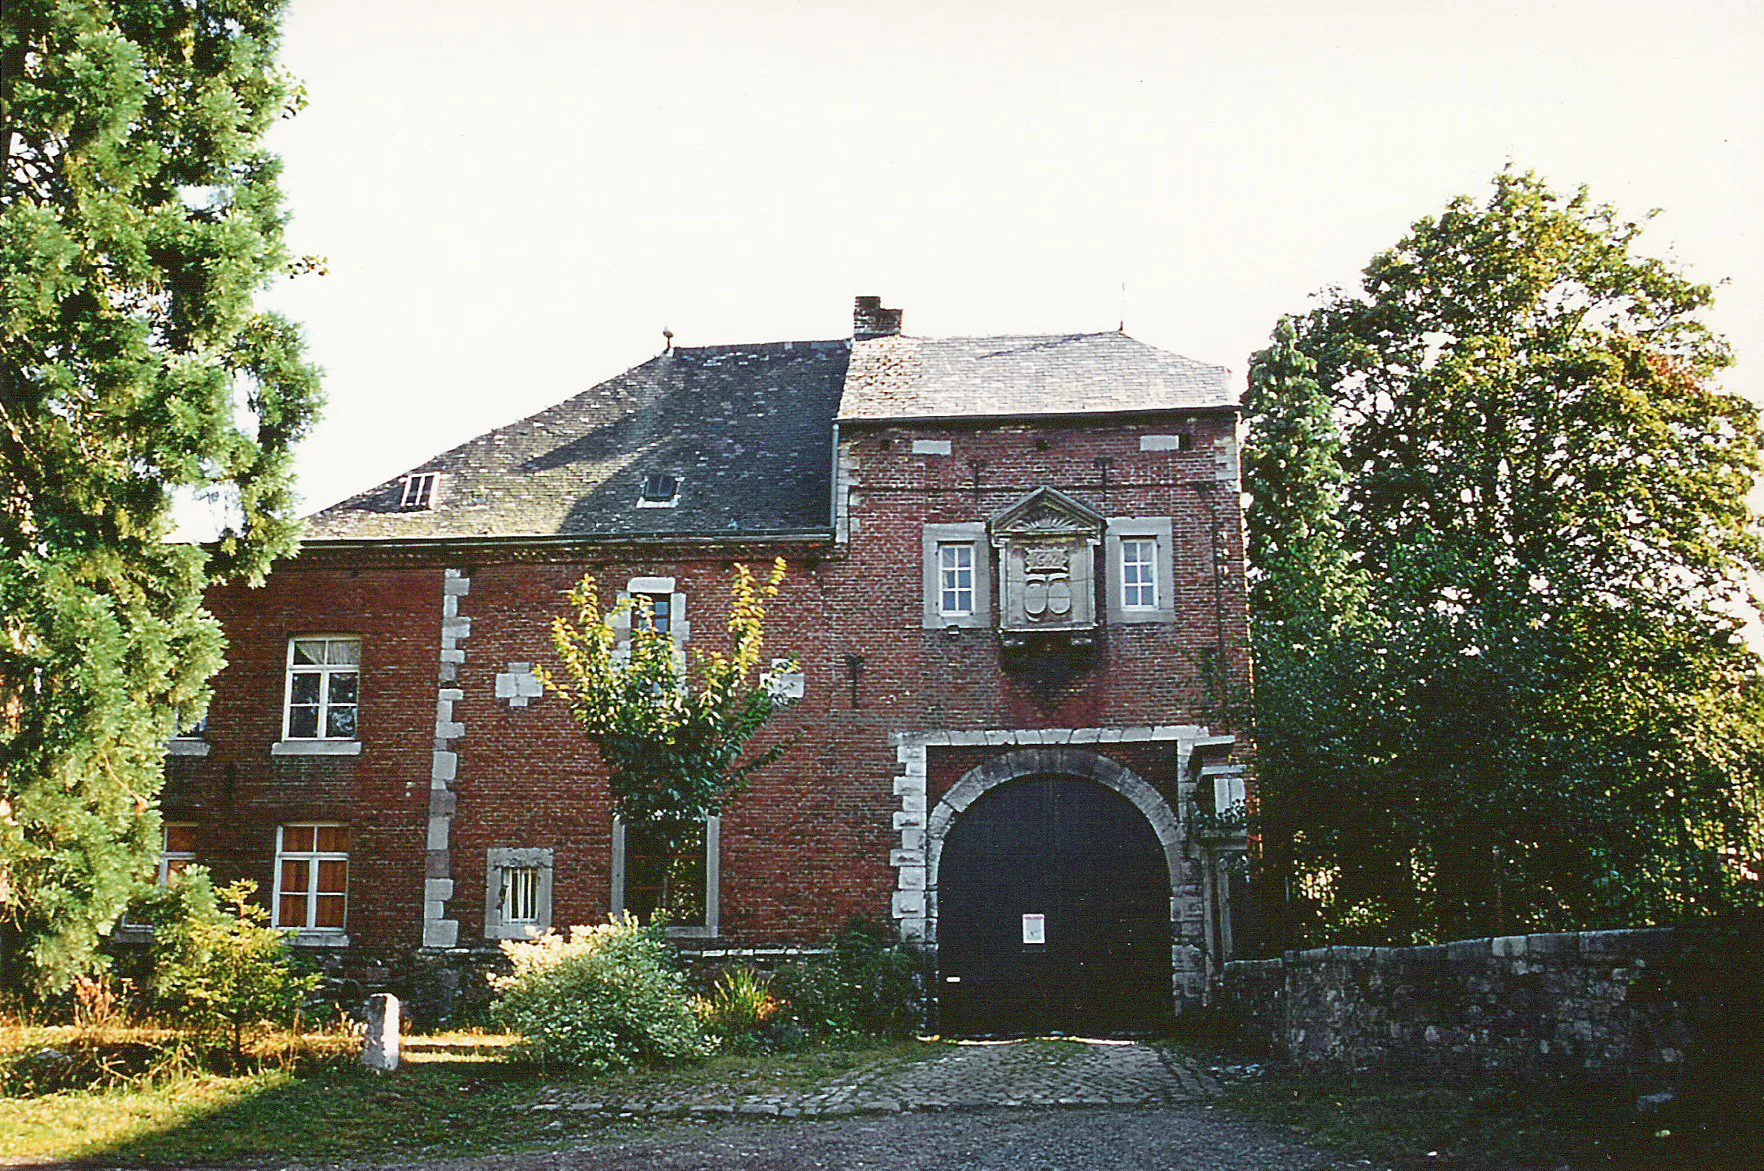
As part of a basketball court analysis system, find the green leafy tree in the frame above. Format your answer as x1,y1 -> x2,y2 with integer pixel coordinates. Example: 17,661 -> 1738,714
543,560 -> 795,912
149,873 -> 321,1062
0,1 -> 322,993
1246,169 -> 1764,944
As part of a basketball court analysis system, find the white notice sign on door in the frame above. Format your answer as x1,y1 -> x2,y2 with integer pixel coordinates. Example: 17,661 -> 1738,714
1021,913 -> 1046,945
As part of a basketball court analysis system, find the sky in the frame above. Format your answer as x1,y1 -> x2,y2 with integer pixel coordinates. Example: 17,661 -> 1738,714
256,0 -> 1764,517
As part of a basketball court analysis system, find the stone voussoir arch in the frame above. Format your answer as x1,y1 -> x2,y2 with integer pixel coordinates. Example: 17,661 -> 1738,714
924,746 -> 1184,948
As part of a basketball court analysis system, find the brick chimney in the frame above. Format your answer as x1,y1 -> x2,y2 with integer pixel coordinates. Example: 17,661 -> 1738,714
853,295 -> 903,339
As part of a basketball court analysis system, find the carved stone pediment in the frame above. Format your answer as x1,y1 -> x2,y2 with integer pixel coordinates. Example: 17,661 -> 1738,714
989,487 -> 1104,639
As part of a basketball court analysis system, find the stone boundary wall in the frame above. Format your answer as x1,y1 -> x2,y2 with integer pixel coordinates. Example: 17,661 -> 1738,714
1217,926 -> 1761,1081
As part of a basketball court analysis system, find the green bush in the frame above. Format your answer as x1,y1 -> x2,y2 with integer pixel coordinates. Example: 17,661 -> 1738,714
147,872 -> 322,1061
696,966 -> 780,1037
770,922 -> 920,1041
490,917 -> 716,1071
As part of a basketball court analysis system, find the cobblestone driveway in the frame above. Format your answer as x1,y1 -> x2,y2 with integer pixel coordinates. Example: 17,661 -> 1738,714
531,1039 -> 1218,1120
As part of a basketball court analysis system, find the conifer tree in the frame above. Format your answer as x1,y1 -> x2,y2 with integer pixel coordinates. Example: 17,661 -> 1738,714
1,0 -> 321,993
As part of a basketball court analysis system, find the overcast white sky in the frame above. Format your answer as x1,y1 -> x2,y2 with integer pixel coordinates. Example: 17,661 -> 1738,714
258,0 -> 1764,516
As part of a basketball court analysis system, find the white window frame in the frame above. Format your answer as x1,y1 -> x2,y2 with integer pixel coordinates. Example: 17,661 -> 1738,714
610,816 -> 719,939
400,472 -> 440,510
272,823 -> 349,938
158,823 -> 197,885
1105,517 -> 1177,624
938,542 -> 976,617
1120,537 -> 1159,611
280,636 -> 362,742
921,522 -> 989,629
483,847 -> 555,940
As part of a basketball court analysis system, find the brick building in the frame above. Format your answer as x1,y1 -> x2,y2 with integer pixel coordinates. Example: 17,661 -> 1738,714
158,298 -> 1255,1031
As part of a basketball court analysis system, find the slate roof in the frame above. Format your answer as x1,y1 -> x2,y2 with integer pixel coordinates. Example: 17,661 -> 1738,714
304,341 -> 850,541
303,329 -> 1232,543
838,332 -> 1233,422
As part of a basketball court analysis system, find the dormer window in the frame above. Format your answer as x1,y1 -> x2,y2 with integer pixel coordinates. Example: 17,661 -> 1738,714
637,473 -> 681,508
400,472 -> 440,510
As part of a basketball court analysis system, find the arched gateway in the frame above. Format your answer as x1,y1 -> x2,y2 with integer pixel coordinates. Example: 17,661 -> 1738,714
927,748 -> 1184,1035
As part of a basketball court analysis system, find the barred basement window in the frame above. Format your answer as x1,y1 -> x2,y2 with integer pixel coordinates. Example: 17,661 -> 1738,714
500,866 -> 541,924
274,824 -> 348,932
400,472 -> 440,510
484,848 -> 554,939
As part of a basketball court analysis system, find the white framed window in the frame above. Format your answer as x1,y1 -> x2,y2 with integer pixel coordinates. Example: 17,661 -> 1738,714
400,472 -> 440,510
1105,517 -> 1177,624
1121,538 -> 1159,610
921,523 -> 989,629
483,847 -> 555,939
283,637 -> 360,740
158,823 -> 197,885
611,817 -> 719,938
274,824 -> 348,932
938,543 -> 975,617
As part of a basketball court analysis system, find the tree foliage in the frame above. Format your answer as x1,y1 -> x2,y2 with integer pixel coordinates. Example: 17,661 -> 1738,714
148,872 -> 321,1061
1247,170 -> 1764,944
1,0 -> 322,993
543,559 -> 795,847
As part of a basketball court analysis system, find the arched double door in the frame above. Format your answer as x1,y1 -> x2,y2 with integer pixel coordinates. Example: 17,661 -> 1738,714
937,774 -> 1172,1036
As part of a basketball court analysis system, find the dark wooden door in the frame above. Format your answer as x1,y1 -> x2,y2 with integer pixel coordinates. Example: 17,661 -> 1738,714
938,775 -> 1171,1036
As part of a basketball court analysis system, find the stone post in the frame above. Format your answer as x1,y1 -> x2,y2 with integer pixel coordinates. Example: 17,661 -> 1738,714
361,992 -> 401,1072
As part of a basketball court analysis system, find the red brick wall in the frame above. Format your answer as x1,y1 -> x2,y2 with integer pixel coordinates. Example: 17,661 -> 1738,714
161,412 -> 1253,966
164,568 -> 442,960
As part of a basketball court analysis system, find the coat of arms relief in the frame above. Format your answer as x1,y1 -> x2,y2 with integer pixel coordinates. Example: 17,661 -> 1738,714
989,487 -> 1104,645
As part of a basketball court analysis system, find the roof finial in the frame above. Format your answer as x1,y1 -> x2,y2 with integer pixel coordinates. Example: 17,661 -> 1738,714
662,326 -> 674,354
1118,281 -> 1126,333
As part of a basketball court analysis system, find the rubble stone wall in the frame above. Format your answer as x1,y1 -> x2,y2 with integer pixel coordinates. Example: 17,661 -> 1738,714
1217,927 -> 1760,1082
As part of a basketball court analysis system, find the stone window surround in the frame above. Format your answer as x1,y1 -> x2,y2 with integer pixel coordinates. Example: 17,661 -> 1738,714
609,576 -> 690,652
1104,517 -> 1177,624
483,847 -> 556,940
921,523 -> 990,630
610,815 -> 721,939
886,726 -> 1235,1011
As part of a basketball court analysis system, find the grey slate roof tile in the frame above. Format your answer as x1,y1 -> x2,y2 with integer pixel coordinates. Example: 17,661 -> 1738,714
305,340 -> 850,540
304,329 -> 1229,542
838,332 -> 1233,422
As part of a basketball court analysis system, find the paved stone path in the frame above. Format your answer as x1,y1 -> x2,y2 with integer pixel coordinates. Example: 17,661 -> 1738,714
530,1039 -> 1218,1120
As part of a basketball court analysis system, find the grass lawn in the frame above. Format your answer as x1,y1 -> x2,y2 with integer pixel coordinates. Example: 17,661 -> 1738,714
1213,1057 -> 1763,1171
0,1028 -> 925,1166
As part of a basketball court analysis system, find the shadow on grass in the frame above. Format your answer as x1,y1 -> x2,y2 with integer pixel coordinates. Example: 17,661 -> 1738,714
1,1037 -> 919,1167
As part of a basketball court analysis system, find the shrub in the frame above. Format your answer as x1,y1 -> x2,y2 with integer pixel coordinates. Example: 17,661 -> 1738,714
490,917 -> 716,1071
696,966 -> 780,1035
770,921 -> 921,1041
148,872 -> 321,1061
